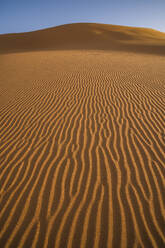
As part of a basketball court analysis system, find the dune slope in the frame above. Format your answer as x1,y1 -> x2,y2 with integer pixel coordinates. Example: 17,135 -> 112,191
0,23 -> 165,55
0,24 -> 165,248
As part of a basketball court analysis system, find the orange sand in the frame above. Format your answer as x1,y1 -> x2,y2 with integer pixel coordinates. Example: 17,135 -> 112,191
0,23 -> 165,248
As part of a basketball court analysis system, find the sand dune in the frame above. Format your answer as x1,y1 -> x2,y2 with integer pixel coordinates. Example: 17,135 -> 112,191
1,23 -> 165,55
0,23 -> 165,248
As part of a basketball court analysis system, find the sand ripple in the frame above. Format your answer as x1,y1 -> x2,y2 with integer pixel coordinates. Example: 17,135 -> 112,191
0,50 -> 165,247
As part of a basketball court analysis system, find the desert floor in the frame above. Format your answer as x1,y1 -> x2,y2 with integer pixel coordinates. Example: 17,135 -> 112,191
0,24 -> 165,248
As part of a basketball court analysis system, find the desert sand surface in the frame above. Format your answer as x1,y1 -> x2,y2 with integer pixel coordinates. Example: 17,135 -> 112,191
0,23 -> 165,248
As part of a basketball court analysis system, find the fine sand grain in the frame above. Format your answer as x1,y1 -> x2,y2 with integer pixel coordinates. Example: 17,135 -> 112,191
0,24 -> 165,248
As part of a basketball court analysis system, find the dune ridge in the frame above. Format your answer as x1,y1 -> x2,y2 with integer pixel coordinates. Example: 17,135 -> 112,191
0,24 -> 165,248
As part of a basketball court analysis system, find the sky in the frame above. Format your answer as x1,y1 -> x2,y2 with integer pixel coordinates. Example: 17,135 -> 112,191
0,0 -> 165,34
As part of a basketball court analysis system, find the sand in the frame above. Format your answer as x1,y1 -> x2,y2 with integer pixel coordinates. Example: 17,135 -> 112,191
0,23 -> 165,248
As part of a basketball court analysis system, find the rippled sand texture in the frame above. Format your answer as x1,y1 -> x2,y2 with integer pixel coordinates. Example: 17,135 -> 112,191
0,24 -> 165,248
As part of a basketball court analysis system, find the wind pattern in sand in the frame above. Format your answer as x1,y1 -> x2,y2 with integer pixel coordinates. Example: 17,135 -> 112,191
0,50 -> 165,248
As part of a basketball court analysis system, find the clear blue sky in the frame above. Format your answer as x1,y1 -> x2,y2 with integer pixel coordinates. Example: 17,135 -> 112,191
0,0 -> 165,34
